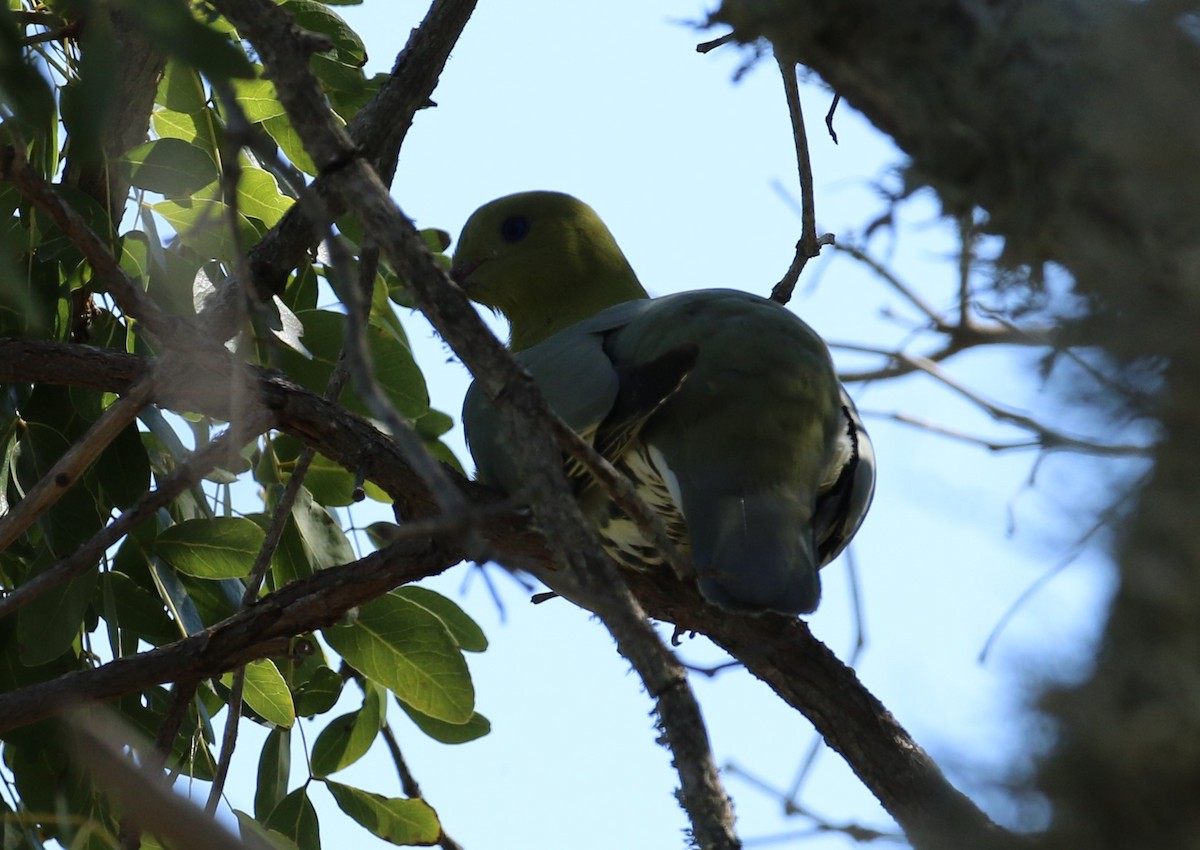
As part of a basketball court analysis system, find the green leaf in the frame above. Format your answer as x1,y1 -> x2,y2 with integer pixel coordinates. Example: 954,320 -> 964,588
155,60 -> 208,114
229,77 -> 288,123
150,188 -> 260,264
282,263 -> 319,313
275,309 -> 429,420
310,683 -> 384,777
59,12 -> 118,172
12,385 -> 108,554
235,811 -> 301,850
155,517 -> 265,579
270,435 -> 359,508
151,108 -> 219,160
236,168 -> 294,228
264,787 -> 320,850
323,593 -> 474,723
95,420 -> 150,510
0,8 -> 55,133
394,587 -> 487,653
262,114 -> 319,176
363,521 -> 401,549
310,54 -> 366,95
228,659 -> 295,728
294,665 -> 343,718
288,486 -> 355,568
16,569 -> 93,664
98,571 -> 176,646
118,231 -> 151,290
324,782 -> 440,847
420,229 -> 451,253
398,702 -> 491,746
4,721 -> 94,843
119,0 -> 255,80
279,1 -> 366,64
255,729 -> 291,821
125,138 -> 218,196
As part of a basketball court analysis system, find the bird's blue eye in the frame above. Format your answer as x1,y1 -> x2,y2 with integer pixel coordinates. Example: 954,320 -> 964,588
499,216 -> 529,243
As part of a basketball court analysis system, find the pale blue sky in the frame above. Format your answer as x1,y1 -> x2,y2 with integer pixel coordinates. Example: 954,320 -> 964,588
218,3 -> 1127,848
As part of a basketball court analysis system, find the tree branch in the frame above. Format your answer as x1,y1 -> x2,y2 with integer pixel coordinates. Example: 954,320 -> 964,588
199,0 -> 478,327
0,336 -> 1003,846
213,2 -> 741,843
714,3 -> 1200,848
0,536 -> 456,733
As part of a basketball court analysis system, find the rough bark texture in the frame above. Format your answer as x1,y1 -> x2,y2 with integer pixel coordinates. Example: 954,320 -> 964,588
713,1 -> 1200,847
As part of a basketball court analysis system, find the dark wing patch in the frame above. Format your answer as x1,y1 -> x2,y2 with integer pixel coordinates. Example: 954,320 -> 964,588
566,341 -> 699,490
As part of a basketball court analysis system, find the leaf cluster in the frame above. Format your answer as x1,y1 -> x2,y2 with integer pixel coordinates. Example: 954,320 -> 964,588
0,2 -> 480,847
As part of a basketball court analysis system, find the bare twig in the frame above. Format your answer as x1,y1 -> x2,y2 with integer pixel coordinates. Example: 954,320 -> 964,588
205,670 -> 246,815
379,723 -> 466,850
836,241 -> 949,326
824,93 -> 841,143
891,352 -> 1151,457
770,57 -> 832,305
978,474 -> 1147,664
956,213 -> 976,329
726,762 -> 903,845
696,32 -> 737,53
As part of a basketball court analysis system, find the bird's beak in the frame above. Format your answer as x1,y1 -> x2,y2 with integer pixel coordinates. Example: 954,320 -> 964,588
450,259 -> 480,291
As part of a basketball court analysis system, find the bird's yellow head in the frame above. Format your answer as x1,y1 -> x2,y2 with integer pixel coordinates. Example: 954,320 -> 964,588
451,191 -> 648,351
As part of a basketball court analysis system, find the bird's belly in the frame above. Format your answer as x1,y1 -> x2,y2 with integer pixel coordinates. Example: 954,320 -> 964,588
590,444 -> 690,571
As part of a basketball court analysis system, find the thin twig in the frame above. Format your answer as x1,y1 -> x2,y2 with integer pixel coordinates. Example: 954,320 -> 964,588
120,679 -> 201,846
696,32 -> 736,53
835,241 -> 948,326
0,146 -> 205,349
977,473 -> 1147,663
204,670 -> 245,815
824,93 -> 841,143
957,213 -> 976,329
725,762 -> 903,844
70,712 -> 253,850
891,352 -> 1152,456
786,546 -> 868,805
212,83 -> 472,528
0,401 -> 267,620
379,723 -> 467,850
0,374 -> 157,553
770,57 -> 832,305
547,416 -> 692,582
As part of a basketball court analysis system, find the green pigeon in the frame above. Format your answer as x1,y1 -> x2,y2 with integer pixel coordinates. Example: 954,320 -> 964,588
455,191 -> 874,615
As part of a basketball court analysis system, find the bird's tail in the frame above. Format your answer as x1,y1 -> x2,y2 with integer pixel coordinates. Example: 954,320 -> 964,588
691,494 -> 821,615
